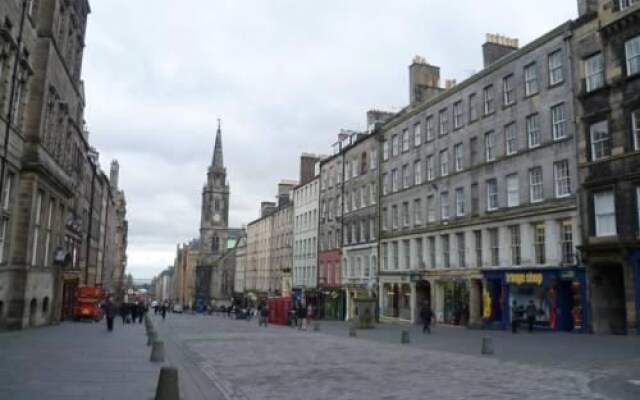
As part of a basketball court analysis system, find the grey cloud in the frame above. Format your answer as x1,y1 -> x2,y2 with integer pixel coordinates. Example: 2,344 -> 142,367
83,0 -> 576,279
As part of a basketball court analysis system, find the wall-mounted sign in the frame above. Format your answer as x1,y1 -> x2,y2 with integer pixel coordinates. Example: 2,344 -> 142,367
505,272 -> 543,285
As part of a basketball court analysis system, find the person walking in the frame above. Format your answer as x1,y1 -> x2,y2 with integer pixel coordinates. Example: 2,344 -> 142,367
103,297 -> 117,332
511,300 -> 521,334
420,300 -> 434,334
296,302 -> 306,330
525,300 -> 537,333
258,303 -> 269,327
306,303 -> 315,330
137,302 -> 146,324
161,302 -> 167,320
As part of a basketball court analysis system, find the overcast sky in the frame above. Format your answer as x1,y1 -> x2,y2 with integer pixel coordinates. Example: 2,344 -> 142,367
83,0 -> 578,280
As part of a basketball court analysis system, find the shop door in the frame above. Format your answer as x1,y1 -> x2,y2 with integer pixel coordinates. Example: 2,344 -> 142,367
558,281 -> 575,331
490,280 -> 503,323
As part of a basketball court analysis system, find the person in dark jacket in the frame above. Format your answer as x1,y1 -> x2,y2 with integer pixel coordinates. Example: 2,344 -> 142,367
103,297 -> 117,332
511,300 -> 524,334
258,303 -> 269,327
161,303 -> 167,320
420,300 -> 435,334
525,300 -> 537,333
296,303 -> 306,330
137,302 -> 146,324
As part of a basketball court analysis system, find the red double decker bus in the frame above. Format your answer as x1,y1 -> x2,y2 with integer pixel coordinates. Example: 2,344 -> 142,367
74,286 -> 104,322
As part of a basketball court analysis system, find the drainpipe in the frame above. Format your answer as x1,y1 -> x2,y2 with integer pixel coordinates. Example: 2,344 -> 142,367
84,157 -> 96,285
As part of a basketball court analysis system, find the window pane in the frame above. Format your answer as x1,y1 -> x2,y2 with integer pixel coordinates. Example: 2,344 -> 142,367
626,35 -> 640,76
590,121 -> 610,160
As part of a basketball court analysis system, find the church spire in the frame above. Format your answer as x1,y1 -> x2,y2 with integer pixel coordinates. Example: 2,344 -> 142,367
212,118 -> 224,168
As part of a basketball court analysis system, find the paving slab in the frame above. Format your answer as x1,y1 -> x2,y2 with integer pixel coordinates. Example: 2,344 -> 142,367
0,319 -> 159,400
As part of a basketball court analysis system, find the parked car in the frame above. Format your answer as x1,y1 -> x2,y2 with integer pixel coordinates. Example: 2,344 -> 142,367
172,304 -> 183,313
150,300 -> 158,309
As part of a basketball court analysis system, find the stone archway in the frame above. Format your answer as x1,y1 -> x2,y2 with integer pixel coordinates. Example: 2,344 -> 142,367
415,280 -> 431,318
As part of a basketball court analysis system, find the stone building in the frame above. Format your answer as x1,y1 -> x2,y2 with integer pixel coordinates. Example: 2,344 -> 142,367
246,211 -> 272,298
292,154 -> 321,305
572,0 -> 640,334
194,122 -> 242,307
233,234 -> 246,301
318,133 -> 348,320
270,184 -> 294,295
341,122 -> 381,320
379,25 -> 583,332
0,0 -> 127,330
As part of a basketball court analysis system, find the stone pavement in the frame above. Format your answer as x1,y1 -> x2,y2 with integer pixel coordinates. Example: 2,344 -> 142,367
0,318 -> 158,400
2,313 -> 639,400
151,313 -> 640,400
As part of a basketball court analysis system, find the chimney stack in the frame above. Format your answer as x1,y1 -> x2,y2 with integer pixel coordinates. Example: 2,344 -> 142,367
299,153 -> 320,186
366,110 -> 395,127
409,55 -> 443,105
110,160 -> 119,191
482,34 -> 519,68
577,0 -> 598,17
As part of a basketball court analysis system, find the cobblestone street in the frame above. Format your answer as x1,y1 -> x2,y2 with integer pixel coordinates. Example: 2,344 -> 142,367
2,314 -> 639,400
155,314 -> 639,400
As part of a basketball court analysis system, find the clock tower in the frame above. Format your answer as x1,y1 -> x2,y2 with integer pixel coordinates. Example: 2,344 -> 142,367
199,119 -> 229,259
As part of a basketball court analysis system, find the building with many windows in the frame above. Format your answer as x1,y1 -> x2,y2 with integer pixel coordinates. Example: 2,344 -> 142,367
0,0 -> 128,330
572,0 -> 640,334
341,122 -> 380,320
317,134 -> 346,320
292,154 -> 322,306
379,26 -> 584,332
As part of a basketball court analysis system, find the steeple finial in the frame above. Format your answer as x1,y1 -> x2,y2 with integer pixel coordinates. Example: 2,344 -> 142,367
212,118 -> 224,168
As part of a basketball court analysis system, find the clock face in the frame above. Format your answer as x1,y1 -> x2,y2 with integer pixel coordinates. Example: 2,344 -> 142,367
213,213 -> 221,223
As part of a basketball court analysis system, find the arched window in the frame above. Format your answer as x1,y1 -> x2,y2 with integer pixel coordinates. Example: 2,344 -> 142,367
212,236 -> 219,253
42,297 -> 49,314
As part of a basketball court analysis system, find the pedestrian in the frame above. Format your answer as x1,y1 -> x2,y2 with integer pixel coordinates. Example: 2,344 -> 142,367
258,303 -> 269,327
137,302 -> 146,324
119,302 -> 127,324
305,303 -> 315,330
161,302 -> 167,320
103,297 -> 117,332
525,300 -> 537,333
296,302 -> 306,330
131,302 -> 138,323
420,300 -> 434,334
511,300 -> 520,334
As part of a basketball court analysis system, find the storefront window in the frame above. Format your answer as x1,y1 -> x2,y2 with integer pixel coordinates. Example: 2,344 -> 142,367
443,281 -> 469,325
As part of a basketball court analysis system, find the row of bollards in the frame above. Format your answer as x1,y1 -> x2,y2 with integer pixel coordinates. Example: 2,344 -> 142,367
352,324 -> 493,355
145,314 -> 180,400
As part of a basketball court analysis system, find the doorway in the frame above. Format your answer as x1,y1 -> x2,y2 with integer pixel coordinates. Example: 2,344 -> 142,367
591,263 -> 627,334
29,298 -> 37,327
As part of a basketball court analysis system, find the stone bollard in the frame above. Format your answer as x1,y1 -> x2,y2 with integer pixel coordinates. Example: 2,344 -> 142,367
147,329 -> 157,346
481,336 -> 494,355
314,322 -> 320,332
401,329 -> 410,344
154,366 -> 180,400
349,322 -> 357,337
150,340 -> 165,362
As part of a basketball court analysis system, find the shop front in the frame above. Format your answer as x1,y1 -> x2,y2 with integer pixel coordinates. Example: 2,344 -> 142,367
317,288 -> 344,320
381,280 -> 412,321
482,267 -> 587,332
436,280 -> 469,326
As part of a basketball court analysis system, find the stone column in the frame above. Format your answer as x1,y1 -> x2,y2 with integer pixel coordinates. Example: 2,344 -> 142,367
410,282 -> 417,324
468,278 -> 482,328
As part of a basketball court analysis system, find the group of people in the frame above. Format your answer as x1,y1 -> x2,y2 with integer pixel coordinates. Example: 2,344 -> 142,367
100,298 -> 149,332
